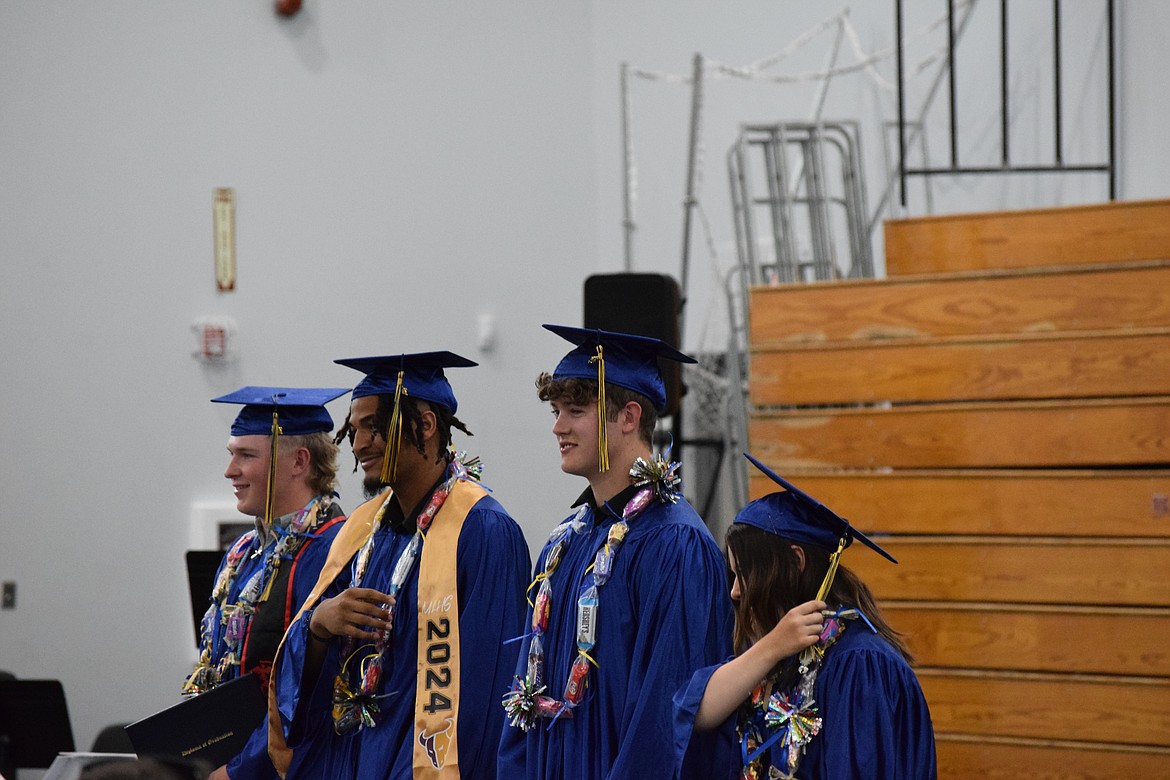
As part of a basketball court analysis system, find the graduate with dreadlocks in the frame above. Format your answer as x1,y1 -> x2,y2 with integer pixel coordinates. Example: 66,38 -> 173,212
497,326 -> 732,780
267,352 -> 530,779
672,454 -> 936,779
186,387 -> 350,780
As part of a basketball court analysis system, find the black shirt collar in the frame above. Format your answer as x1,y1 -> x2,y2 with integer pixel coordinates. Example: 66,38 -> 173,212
381,474 -> 447,534
571,482 -> 641,526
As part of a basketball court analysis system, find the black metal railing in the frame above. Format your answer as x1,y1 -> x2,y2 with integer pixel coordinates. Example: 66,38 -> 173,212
895,0 -> 1116,207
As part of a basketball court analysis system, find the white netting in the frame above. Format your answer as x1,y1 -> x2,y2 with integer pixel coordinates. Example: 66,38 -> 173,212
620,3 -> 979,510
621,2 -> 977,356
622,2 -> 975,224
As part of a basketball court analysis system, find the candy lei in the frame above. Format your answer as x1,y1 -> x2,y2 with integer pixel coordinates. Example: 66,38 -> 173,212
737,607 -> 868,780
331,452 -> 482,735
183,494 -> 335,696
502,454 -> 682,731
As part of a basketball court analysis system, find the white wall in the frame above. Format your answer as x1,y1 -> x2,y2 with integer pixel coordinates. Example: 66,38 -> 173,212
0,0 -> 597,752
1,0 -> 1166,753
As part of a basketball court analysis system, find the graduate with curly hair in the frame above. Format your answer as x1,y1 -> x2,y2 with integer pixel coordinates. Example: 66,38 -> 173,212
497,326 -> 732,780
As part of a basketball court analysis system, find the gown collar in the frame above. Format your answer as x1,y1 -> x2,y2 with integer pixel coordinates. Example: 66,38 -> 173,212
572,482 -> 641,526
381,474 -> 448,534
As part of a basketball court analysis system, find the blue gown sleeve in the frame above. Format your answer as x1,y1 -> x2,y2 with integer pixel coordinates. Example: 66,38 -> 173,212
811,642 -> 937,779
494,699 -> 525,777
608,524 -> 733,780
672,663 -> 738,780
269,519 -> 351,752
226,718 -> 278,780
272,599 -> 344,750
452,503 -> 532,778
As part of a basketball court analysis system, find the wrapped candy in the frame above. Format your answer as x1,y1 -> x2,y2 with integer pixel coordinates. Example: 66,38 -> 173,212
594,521 -> 629,585
536,695 -> 573,720
799,614 -> 848,673
545,538 -> 566,573
593,546 -> 614,584
333,676 -> 362,733
417,484 -> 449,531
379,607 -> 394,644
334,705 -> 362,734
563,652 -> 591,705
532,577 -> 552,633
390,533 -> 421,587
607,521 -> 628,546
362,659 -> 383,692
576,586 -> 598,650
526,634 -> 545,688
623,487 -> 653,519
568,504 -> 590,532
819,615 -> 844,644
224,609 -> 248,643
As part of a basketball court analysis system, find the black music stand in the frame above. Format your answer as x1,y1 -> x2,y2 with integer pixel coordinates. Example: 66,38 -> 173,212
186,550 -> 223,648
0,679 -> 76,777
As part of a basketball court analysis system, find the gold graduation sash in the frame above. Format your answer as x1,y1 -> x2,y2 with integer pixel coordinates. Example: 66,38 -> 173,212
267,481 -> 486,778
413,479 -> 484,778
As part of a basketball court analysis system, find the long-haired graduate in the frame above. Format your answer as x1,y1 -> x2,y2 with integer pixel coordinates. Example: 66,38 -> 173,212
673,454 -> 937,779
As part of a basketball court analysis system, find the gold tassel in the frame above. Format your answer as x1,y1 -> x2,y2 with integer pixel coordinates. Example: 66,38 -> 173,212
590,346 -> 609,473
259,573 -> 276,604
265,410 -> 283,526
795,535 -> 848,673
380,370 -> 407,484
815,537 -> 847,602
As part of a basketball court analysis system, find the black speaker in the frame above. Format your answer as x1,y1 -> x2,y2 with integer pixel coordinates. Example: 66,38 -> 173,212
583,273 -> 684,417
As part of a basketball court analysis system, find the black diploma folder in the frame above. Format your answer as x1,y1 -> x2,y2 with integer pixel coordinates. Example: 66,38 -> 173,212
124,672 -> 266,767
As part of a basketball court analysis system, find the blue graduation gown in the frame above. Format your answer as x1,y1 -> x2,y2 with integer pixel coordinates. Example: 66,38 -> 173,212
274,492 -> 530,779
203,502 -> 346,780
497,489 -> 733,780
672,622 -> 937,779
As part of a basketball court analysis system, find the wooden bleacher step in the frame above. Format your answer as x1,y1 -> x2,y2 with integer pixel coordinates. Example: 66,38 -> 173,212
884,199 -> 1170,275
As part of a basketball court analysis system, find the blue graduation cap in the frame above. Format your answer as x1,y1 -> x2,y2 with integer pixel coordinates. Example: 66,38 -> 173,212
334,351 -> 476,413
543,324 -> 695,473
334,351 -> 478,482
211,386 -> 349,523
211,386 -> 350,436
736,452 -> 897,565
543,325 -> 696,413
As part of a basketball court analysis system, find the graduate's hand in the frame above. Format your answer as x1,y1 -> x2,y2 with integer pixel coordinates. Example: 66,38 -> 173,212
695,598 -> 829,731
764,599 -> 827,659
310,588 -> 395,641
208,765 -> 230,780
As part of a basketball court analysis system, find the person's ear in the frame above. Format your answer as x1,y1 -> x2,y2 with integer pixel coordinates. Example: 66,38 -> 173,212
290,446 -> 312,477
420,407 -> 439,443
619,400 -> 642,434
790,544 -> 806,572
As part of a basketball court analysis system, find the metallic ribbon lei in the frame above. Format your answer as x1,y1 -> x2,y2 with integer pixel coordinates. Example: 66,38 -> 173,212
737,607 -> 869,779
184,494 -> 334,696
502,454 -> 682,731
331,452 -> 482,734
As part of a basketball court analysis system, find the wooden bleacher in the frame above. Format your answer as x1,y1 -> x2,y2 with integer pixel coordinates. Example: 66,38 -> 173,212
746,199 -> 1170,776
